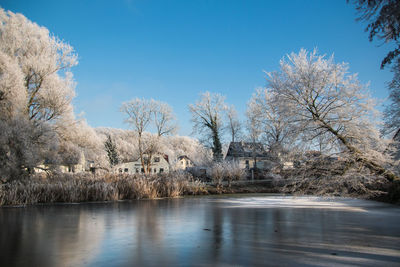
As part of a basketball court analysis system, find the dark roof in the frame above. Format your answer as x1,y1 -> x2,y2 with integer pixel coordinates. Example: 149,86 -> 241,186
393,128 -> 400,141
163,154 -> 169,164
225,142 -> 269,158
178,155 -> 191,161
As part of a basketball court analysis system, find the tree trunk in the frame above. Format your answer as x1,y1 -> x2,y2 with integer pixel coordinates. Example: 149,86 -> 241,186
211,126 -> 222,161
138,133 -> 146,174
319,119 -> 399,182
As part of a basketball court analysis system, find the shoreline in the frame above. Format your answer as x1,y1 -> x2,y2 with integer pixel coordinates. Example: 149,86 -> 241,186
1,177 -> 399,207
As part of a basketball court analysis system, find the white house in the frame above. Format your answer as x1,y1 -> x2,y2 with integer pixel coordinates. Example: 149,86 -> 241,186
225,141 -> 274,170
175,155 -> 195,170
113,154 -> 170,174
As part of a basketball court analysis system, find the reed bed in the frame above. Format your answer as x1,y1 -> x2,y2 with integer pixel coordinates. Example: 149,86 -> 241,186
0,172 -> 207,206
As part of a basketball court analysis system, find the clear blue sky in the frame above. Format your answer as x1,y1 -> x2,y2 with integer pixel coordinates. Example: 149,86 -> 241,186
1,0 -> 394,136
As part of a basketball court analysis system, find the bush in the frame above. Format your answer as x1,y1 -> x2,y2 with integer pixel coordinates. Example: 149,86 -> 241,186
0,171 -> 206,206
281,169 -> 390,199
210,161 -> 245,189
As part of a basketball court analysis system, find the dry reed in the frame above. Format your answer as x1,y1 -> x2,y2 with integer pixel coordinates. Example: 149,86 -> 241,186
0,171 -> 207,206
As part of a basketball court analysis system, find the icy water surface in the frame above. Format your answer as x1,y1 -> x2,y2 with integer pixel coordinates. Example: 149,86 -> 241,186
1,194 -> 400,266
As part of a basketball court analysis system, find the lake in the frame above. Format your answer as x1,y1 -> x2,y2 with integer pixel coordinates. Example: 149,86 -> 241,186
1,194 -> 399,266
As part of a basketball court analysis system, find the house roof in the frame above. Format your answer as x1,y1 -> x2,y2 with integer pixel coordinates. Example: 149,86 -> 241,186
225,142 -> 270,158
177,155 -> 191,161
177,155 -> 196,166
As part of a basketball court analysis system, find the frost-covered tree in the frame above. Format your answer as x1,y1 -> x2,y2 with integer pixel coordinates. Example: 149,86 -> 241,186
96,128 -> 138,162
245,109 -> 263,170
225,105 -> 242,143
189,92 -> 227,161
163,135 -> 213,167
0,9 -> 77,123
0,117 -> 57,180
0,51 -> 26,120
121,98 -> 153,173
53,116 -> 109,170
96,128 -> 212,168
383,62 -> 400,138
121,98 -> 177,173
104,135 -> 119,167
152,99 -> 178,136
267,49 -> 398,181
0,9 -> 78,179
247,88 -> 298,156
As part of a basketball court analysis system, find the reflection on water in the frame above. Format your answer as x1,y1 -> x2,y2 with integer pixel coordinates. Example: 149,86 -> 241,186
1,195 -> 400,266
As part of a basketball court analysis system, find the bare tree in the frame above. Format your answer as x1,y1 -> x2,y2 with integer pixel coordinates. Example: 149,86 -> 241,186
247,88 -> 298,156
147,100 -> 177,172
189,92 -> 227,161
245,107 -> 263,172
152,100 -> 178,137
225,105 -> 242,143
121,98 -> 153,173
121,98 -> 177,173
267,49 -> 398,181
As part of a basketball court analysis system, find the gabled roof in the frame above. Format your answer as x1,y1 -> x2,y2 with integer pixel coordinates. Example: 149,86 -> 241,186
225,142 -> 270,158
177,155 -> 195,166
163,154 -> 169,164
177,155 -> 191,161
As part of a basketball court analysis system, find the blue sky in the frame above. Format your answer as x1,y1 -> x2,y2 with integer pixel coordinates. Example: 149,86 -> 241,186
1,0 -> 394,136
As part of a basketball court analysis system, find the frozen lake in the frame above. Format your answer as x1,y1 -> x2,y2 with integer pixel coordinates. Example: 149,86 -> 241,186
1,194 -> 399,266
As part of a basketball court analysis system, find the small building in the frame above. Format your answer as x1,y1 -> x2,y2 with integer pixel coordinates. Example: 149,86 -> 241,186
175,155 -> 195,170
113,154 -> 170,174
225,141 -> 274,170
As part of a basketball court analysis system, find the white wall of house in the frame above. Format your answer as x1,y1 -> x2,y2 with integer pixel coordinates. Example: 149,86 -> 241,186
113,155 -> 170,174
282,161 -> 294,170
175,156 -> 194,170
228,157 -> 274,170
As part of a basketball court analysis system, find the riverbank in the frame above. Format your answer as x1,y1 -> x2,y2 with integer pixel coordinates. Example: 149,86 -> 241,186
0,172 -> 207,206
1,173 -> 399,206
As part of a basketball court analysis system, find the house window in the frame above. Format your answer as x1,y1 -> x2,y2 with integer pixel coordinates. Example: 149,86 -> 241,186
245,160 -> 249,169
119,168 -> 123,173
136,168 -> 139,173
186,160 -> 189,165
159,168 -> 164,173
154,157 -> 160,162
154,168 -> 157,173
124,168 -> 129,173
141,168 -> 144,173
181,161 -> 184,165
